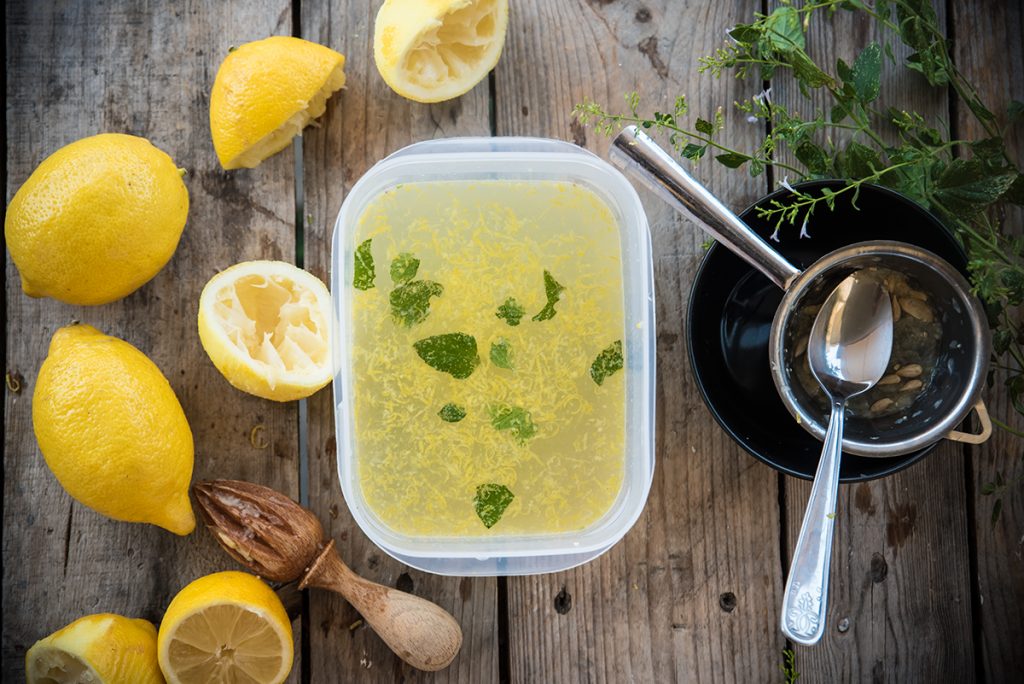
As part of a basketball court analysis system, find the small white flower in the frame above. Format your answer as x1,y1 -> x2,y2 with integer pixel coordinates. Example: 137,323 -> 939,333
770,227 -> 781,242
747,115 -> 758,124
753,87 -> 773,106
799,215 -> 811,239
779,176 -> 796,194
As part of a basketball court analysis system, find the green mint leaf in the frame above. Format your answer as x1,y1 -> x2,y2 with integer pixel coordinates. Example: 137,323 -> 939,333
762,6 -> 804,52
490,338 -> 514,369
496,297 -> 526,326
390,252 -> 420,284
841,140 -> 881,178
789,51 -> 834,88
413,333 -> 480,379
715,152 -> 748,169
681,143 -> 707,160
836,57 -> 853,83
489,404 -> 537,444
590,340 -> 624,386
438,403 -> 467,423
532,270 -> 565,322
474,483 -> 514,529
728,23 -> 760,45
695,118 -> 714,135
353,239 -> 375,290
795,141 -> 829,175
390,280 -> 444,327
850,43 -> 882,103
830,103 -> 848,123
934,159 -> 1017,216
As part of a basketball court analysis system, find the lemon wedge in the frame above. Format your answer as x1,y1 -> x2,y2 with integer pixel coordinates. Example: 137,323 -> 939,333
26,613 -> 164,684
158,571 -> 293,684
374,0 -> 509,103
198,260 -> 332,402
210,36 -> 345,169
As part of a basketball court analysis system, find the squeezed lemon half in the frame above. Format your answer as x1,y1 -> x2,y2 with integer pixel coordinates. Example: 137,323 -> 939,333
374,0 -> 509,103
198,260 -> 332,402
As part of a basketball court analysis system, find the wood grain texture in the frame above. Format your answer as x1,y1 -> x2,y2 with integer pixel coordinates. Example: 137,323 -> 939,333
771,4 -> 975,681
300,2 -> 499,681
951,1 -> 1024,680
495,1 -> 785,681
3,1 -> 302,680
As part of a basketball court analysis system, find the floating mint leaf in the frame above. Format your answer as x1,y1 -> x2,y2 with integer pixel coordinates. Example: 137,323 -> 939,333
390,280 -> 443,327
390,252 -> 420,284
413,333 -> 480,379
489,404 -> 537,444
590,340 -> 624,386
490,338 -> 514,369
474,484 -> 514,529
353,239 -> 375,290
532,270 -> 565,322
496,297 -> 526,327
438,403 -> 467,423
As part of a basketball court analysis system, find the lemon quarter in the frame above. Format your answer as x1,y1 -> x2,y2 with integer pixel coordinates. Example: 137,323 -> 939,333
374,0 -> 509,103
26,613 -> 164,684
210,36 -> 345,169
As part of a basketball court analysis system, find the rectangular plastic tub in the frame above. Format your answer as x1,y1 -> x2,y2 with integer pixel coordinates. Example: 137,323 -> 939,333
330,137 -> 655,575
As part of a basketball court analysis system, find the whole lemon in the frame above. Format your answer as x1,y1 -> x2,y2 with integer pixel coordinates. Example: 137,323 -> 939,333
33,324 -> 195,535
26,613 -> 164,684
5,133 -> 189,305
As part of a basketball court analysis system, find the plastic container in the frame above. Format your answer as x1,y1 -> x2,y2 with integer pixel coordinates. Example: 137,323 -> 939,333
330,137 -> 655,575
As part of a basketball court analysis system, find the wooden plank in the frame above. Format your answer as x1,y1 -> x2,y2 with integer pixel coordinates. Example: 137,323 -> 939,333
496,2 -> 785,681
299,2 -> 499,681
771,4 -> 976,680
950,1 -> 1024,680
3,1 -> 302,680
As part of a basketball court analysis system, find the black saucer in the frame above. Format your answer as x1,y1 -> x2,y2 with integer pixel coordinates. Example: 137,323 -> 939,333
686,181 -> 970,482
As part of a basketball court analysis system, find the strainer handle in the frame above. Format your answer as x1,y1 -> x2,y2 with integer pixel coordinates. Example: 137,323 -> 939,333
946,400 -> 993,444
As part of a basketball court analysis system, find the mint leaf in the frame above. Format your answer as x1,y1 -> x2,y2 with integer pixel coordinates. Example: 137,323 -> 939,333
473,484 -> 514,529
795,141 -> 829,175
715,152 -> 748,169
590,340 -> 624,386
532,270 -> 565,322
841,140 -> 881,178
496,297 -> 526,326
934,159 -> 1017,217
681,143 -> 707,160
762,6 -> 804,52
490,338 -> 514,369
353,239 -> 375,290
413,333 -> 480,379
489,404 -> 537,444
695,118 -> 714,135
390,252 -> 420,284
390,280 -> 443,327
850,43 -> 882,103
438,403 -> 467,423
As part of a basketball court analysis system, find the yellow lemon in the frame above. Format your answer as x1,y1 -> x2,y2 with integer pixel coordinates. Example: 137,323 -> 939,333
198,260 -> 332,402
158,571 -> 293,684
210,36 -> 345,169
5,133 -> 188,305
374,0 -> 509,103
26,613 -> 164,684
32,325 -> 195,535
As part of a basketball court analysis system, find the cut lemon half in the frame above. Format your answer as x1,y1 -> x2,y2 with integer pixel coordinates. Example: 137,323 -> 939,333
210,36 -> 345,169
198,261 -> 332,402
374,0 -> 509,103
26,613 -> 164,684
158,571 -> 293,684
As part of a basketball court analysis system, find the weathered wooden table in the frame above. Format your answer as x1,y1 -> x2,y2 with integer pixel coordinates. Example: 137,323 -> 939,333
4,1 -> 1023,681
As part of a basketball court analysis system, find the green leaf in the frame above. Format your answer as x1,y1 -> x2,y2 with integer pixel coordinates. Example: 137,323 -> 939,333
795,141 -> 829,175
681,143 -> 707,160
353,239 -> 375,290
390,252 -> 420,284
438,403 -> 467,423
496,297 -> 526,326
789,50 -> 834,88
489,404 -> 537,444
1009,100 -> 1024,123
715,152 -> 748,169
830,103 -> 848,123
728,23 -> 760,44
390,280 -> 444,327
934,159 -> 1017,216
413,333 -> 480,379
762,6 -> 804,52
695,118 -> 714,135
842,140 -> 882,178
590,340 -> 624,386
836,57 -> 853,83
1005,174 -> 1024,205
473,484 -> 515,529
490,338 -> 514,369
850,43 -> 882,103
532,270 -> 565,322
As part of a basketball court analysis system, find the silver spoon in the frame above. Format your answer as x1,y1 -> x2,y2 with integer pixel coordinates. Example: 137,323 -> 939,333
780,272 -> 893,645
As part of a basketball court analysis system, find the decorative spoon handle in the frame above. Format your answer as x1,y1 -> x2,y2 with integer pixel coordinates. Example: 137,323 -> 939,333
300,541 -> 463,671
781,398 -> 844,645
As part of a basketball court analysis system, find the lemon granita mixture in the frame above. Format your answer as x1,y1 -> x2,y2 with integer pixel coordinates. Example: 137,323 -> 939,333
350,180 -> 626,537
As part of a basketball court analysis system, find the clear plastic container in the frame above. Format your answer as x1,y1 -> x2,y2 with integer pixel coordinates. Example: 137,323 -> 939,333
330,137 -> 655,575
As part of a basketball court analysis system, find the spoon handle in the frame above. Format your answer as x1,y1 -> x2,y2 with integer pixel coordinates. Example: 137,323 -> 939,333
781,398 -> 845,645
300,541 -> 463,671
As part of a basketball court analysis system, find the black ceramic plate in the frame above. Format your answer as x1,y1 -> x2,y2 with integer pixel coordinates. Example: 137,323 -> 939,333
687,181 -> 970,482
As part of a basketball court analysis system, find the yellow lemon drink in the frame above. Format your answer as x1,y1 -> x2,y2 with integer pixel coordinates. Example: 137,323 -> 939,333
351,180 -> 626,537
